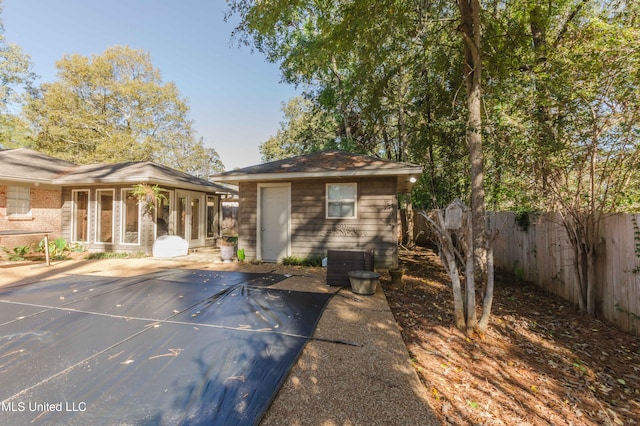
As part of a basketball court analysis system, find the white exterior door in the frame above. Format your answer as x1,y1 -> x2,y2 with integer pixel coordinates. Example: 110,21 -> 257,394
176,191 -> 205,247
259,184 -> 290,262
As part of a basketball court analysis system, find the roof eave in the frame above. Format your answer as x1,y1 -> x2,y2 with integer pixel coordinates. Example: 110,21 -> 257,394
0,176 -> 55,185
53,176 -> 235,194
212,167 -> 423,185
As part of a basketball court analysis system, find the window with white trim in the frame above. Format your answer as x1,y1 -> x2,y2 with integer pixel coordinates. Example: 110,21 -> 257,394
326,183 -> 357,219
121,189 -> 140,244
7,186 -> 31,216
72,190 -> 90,243
96,189 -> 114,243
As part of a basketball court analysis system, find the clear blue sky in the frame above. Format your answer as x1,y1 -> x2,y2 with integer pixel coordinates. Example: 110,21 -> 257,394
2,0 -> 299,169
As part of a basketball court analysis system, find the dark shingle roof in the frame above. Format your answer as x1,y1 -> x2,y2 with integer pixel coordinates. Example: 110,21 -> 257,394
54,161 -> 233,193
218,150 -> 420,175
0,148 -> 77,183
211,150 -> 422,191
0,148 -> 234,194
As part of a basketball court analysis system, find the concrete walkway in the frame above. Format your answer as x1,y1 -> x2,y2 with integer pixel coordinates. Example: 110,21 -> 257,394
262,279 -> 438,425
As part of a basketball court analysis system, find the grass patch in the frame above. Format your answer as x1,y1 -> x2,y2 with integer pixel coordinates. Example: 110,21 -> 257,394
281,255 -> 324,267
85,252 -> 145,260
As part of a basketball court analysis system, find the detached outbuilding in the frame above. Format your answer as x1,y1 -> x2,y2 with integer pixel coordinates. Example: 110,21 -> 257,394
211,151 -> 422,268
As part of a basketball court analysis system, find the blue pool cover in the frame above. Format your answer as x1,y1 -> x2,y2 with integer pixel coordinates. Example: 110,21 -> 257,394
0,270 -> 333,425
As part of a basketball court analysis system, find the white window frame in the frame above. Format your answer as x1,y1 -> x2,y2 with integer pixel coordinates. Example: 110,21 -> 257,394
121,188 -> 141,245
7,186 -> 31,217
95,189 -> 115,244
326,183 -> 357,219
155,189 -> 172,238
71,189 -> 90,243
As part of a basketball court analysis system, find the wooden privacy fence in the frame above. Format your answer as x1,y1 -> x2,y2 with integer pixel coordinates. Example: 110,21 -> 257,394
414,211 -> 640,335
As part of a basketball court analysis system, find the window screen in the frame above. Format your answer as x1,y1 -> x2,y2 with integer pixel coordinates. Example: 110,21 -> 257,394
7,186 -> 30,216
326,183 -> 357,218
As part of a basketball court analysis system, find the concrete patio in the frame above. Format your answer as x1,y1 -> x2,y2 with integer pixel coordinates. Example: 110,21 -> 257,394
0,255 -> 437,425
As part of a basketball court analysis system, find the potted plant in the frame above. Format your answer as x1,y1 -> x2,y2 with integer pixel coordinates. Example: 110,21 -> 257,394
218,235 -> 237,263
131,183 -> 167,214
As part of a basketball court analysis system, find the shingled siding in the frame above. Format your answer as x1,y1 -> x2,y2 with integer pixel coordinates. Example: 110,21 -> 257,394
237,182 -> 258,261
238,177 -> 399,268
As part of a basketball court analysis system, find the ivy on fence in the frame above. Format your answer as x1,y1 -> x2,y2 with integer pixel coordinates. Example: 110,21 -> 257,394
631,216 -> 640,274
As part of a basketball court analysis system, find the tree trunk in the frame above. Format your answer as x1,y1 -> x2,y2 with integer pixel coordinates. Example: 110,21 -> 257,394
464,244 -> 478,334
457,215 -> 478,333
398,101 -> 408,162
443,239 -> 466,329
577,244 -> 587,312
457,0 -> 487,283
564,215 -> 588,312
400,195 -> 415,248
478,238 -> 494,333
424,210 -> 466,329
406,195 -> 415,247
400,207 -> 408,245
421,1 -> 493,335
586,249 -> 596,315
457,0 -> 493,334
330,56 -> 352,141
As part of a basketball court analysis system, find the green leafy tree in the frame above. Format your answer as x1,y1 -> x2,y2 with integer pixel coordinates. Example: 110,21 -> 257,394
537,10 -> 640,315
481,1 -> 640,315
156,136 -> 224,178
230,1 -> 421,157
229,0 -> 473,208
0,0 -> 37,148
227,0 -> 493,333
228,0 -> 640,324
23,45 -> 223,176
260,96 -> 339,162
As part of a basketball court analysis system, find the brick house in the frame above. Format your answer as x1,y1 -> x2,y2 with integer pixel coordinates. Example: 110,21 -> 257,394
0,148 -> 234,255
211,151 -> 422,268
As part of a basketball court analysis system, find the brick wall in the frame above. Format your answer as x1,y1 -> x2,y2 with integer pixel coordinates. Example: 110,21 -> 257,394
0,185 -> 63,250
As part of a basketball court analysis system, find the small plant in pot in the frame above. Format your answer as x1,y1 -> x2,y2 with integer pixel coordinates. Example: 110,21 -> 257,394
218,235 -> 237,263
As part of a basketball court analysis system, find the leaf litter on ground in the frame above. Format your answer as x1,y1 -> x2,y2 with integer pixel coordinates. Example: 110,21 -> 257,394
382,246 -> 640,426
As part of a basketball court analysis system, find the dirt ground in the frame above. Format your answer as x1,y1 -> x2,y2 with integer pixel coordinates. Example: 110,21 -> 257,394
383,246 -> 640,425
